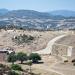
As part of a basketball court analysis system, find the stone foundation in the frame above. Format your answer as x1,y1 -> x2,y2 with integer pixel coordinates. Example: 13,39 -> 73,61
52,43 -> 75,58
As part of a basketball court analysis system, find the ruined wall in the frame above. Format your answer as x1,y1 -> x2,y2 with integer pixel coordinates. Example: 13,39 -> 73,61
52,43 -> 75,59
71,47 -> 75,59
52,43 -> 68,56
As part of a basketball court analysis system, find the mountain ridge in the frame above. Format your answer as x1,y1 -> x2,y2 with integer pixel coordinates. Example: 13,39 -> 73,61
50,10 -> 75,17
0,9 -> 75,30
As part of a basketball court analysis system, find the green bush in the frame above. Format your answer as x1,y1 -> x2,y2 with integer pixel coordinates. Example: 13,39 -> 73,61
11,64 -> 22,71
29,53 -> 41,63
7,53 -> 17,64
27,61 -> 32,66
7,70 -> 19,75
12,34 -> 34,45
17,52 -> 28,64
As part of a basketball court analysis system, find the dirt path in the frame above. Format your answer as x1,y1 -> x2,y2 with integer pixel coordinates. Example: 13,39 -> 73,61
33,34 -> 67,54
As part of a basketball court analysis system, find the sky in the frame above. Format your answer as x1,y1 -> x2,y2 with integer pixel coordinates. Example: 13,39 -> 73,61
0,0 -> 75,12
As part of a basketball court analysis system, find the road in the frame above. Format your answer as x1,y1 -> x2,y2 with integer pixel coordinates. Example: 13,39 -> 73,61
33,34 -> 66,54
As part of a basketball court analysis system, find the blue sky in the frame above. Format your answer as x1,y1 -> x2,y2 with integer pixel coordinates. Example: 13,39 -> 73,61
0,0 -> 75,12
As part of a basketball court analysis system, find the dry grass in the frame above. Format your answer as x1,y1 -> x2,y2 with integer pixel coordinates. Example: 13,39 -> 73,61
0,29 -> 62,53
0,30 -> 75,75
56,34 -> 75,47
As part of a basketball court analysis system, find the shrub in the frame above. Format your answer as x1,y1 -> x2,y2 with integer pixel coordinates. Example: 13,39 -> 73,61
28,35 -> 34,40
7,53 -> 17,64
72,59 -> 75,63
0,64 -> 4,68
29,53 -> 41,63
12,34 -> 34,45
11,64 -> 22,71
27,61 -> 32,66
64,60 -> 68,63
7,70 -> 19,75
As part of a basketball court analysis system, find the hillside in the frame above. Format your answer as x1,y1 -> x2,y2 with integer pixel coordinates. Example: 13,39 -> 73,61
0,9 -> 8,16
0,30 -> 61,53
55,34 -> 75,47
0,9 -> 75,30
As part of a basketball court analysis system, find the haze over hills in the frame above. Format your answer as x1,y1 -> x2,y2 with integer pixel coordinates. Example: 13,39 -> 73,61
0,9 -> 75,30
50,10 -> 75,17
0,9 -> 75,17
0,9 -> 9,16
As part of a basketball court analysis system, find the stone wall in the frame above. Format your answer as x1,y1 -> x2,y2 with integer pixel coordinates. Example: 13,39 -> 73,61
52,43 -> 68,56
52,43 -> 75,59
71,47 -> 75,59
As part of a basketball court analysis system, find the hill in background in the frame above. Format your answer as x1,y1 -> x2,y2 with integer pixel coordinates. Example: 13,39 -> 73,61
0,9 -> 75,30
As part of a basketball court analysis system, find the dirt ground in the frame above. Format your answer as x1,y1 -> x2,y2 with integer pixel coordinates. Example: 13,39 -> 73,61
0,29 -> 75,75
0,29 -> 63,53
56,34 -> 75,47
20,55 -> 61,75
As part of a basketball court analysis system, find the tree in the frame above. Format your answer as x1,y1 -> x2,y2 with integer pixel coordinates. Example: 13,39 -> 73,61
7,53 -> 17,64
17,52 -> 28,64
29,53 -> 41,63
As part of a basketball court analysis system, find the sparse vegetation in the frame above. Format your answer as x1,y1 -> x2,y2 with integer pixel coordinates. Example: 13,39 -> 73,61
12,34 -> 34,45
1,29 -> 75,75
64,60 -> 68,63
11,64 -> 22,71
0,64 -> 5,68
0,64 -> 10,75
7,70 -> 19,75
